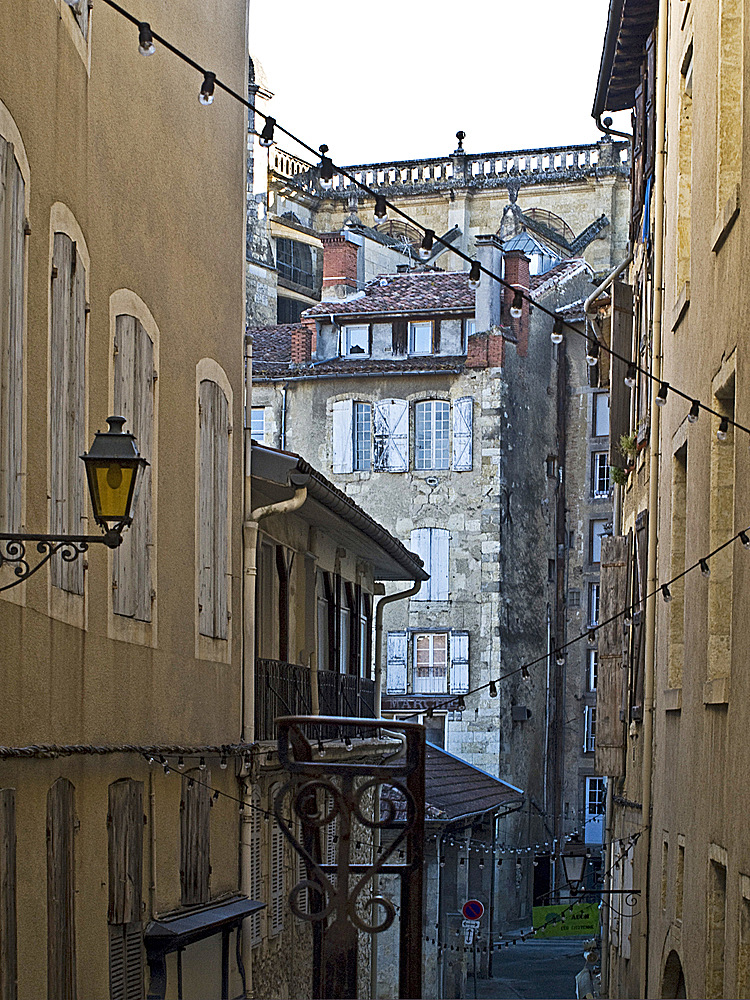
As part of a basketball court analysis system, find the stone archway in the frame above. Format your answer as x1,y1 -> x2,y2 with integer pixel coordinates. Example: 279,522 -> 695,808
662,949 -> 687,998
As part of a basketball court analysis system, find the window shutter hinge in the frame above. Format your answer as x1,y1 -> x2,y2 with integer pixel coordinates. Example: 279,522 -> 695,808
84,302 -> 90,315
150,588 -> 157,601
112,577 -> 118,590
228,424 -> 233,435
23,219 -> 31,237
153,369 -> 158,382
50,265 -> 58,279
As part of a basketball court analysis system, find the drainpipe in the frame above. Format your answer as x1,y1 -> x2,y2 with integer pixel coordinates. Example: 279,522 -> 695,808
374,581 -> 423,717
583,252 -> 634,322
640,3 -> 668,995
241,408 -> 308,995
280,383 -> 288,452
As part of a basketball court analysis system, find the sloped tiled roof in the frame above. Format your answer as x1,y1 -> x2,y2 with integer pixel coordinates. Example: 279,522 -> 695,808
247,323 -> 297,363
530,258 -> 592,296
304,270 -> 475,317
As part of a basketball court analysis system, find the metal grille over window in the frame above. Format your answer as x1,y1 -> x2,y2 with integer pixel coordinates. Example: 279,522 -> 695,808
415,401 -> 450,470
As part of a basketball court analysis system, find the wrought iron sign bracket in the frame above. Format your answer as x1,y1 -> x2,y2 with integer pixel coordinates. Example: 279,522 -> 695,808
0,529 -> 124,592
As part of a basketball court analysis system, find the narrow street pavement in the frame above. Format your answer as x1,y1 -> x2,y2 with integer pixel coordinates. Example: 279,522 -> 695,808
473,937 -> 588,1000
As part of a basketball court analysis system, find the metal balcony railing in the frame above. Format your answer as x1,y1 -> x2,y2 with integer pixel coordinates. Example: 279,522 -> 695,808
255,659 -> 376,741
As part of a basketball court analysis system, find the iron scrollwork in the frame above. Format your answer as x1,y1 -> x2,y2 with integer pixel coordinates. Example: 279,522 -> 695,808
0,530 -> 122,592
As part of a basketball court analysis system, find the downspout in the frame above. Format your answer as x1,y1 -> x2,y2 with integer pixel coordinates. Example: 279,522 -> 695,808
280,383 -> 288,452
241,400 -> 308,992
641,3 -> 668,995
374,580 -> 423,717
583,252 -> 634,321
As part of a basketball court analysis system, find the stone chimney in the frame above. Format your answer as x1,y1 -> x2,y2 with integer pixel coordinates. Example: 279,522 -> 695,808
503,249 -> 531,357
322,233 -> 359,298
474,234 -> 504,333
290,316 -> 317,364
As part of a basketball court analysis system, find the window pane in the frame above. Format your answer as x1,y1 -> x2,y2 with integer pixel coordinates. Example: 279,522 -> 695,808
354,403 -> 371,471
593,392 -> 610,437
414,633 -> 448,693
591,520 -> 608,563
588,649 -> 598,690
250,407 -> 266,441
276,238 -> 313,288
416,400 -> 449,470
410,322 -> 432,354
344,326 -> 369,355
592,452 -> 610,496
589,583 -> 600,626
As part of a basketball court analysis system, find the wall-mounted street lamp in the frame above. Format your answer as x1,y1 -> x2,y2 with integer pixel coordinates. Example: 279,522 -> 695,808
0,416 -> 147,592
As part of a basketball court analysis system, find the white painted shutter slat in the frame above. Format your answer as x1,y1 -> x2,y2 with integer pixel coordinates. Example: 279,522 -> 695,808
66,243 -> 86,593
431,528 -> 449,601
409,528 -> 431,601
0,137 -> 10,530
113,317 -> 136,617
213,386 -> 229,639
198,381 -> 215,636
270,788 -> 285,934
331,399 -> 353,473
452,396 -> 473,471
450,632 -> 469,694
386,630 -> 407,694
133,324 -> 153,622
388,398 -> 409,471
249,788 -> 262,945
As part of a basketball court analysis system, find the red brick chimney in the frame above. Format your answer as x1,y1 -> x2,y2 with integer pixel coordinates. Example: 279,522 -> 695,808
503,250 -> 531,357
322,233 -> 359,297
290,316 -> 316,364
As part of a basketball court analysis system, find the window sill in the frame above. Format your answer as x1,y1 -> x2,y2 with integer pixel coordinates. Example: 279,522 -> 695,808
703,676 -> 730,705
671,282 -> 690,331
663,687 -> 682,712
711,185 -> 740,253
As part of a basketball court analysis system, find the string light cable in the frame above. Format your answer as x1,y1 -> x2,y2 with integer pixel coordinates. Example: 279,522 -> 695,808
92,0 -> 750,443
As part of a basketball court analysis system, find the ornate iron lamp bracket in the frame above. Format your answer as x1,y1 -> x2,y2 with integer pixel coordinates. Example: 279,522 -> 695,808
0,530 -> 123,592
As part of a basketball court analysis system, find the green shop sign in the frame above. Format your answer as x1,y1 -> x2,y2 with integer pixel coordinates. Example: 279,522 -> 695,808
532,903 -> 600,937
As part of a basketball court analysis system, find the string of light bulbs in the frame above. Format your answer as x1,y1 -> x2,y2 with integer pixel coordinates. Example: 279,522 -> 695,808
93,0 -> 750,444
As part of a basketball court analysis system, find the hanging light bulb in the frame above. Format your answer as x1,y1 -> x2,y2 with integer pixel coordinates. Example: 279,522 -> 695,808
317,739 -> 326,757
623,608 -> 633,626
740,530 -> 750,549
700,559 -> 711,579
655,382 -> 669,406
717,417 -> 729,441
138,22 -> 156,56
219,755 -> 228,769
510,290 -> 524,320
146,754 -> 156,765
212,789 -> 220,801
469,261 -> 481,289
187,777 -> 194,789
688,400 -> 700,423
177,756 -> 185,770
555,649 -> 565,666
586,338 -> 600,366
199,757 -> 206,771
624,364 -> 637,389
163,761 -> 171,775
661,584 -> 673,603
455,694 -> 466,710
588,630 -> 596,643
489,680 -> 498,698
551,318 -> 564,344
374,194 -> 387,221
345,736 -> 353,751
259,116 -> 276,147
199,72 -> 216,106
318,145 -> 334,190
521,665 -> 530,680
419,229 -> 435,260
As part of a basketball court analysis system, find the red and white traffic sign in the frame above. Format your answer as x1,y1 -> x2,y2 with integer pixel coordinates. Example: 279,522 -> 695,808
462,899 -> 484,921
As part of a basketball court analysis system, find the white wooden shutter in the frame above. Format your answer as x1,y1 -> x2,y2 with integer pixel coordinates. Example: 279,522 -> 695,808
50,233 -> 85,594
386,631 -> 408,694
374,399 -> 408,472
409,528 -> 430,600
0,139 -> 25,533
450,632 -> 469,694
332,399 -> 353,473
270,787 -> 285,935
199,380 -> 230,639
452,397 -> 473,471
249,787 -> 262,945
430,528 -> 449,600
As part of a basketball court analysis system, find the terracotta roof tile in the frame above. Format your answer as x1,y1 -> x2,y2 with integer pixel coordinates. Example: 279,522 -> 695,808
304,270 -> 475,317
247,324 -> 300,363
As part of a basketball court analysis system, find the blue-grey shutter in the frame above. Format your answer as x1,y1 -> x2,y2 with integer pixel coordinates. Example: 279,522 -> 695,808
332,399 -> 353,473
431,529 -> 449,601
452,397 -> 473,471
409,528 -> 431,600
386,631 -> 408,694
374,399 -> 408,472
450,632 -> 469,693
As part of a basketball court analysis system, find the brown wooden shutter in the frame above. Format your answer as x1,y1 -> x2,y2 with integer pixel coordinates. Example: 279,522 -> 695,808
198,380 -> 229,639
108,923 -> 143,1000
180,770 -> 210,905
107,779 -> 143,925
392,319 -> 407,355
47,778 -> 77,1000
0,788 -> 17,1000
609,282 -> 633,468
432,318 -> 441,353
630,81 -> 646,243
113,317 -> 153,621
0,139 -> 24,534
595,537 -> 628,777
644,31 -> 657,180
630,513 -> 649,720
50,234 -> 85,594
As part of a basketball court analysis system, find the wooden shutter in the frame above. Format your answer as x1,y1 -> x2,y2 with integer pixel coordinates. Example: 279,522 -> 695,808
596,536 -> 628,777
47,778 -> 76,1000
269,787 -> 284,935
432,318 -> 441,353
249,788 -> 262,945
331,399 -> 353,473
50,234 -> 85,594
108,923 -> 143,1000
386,631 -> 407,694
450,632 -> 469,694
409,528 -> 431,600
452,397 -> 473,471
392,319 -> 407,355
180,770 -> 210,906
107,779 -> 143,924
199,380 -> 229,639
630,512 -> 649,720
644,31 -> 656,180
0,788 -> 17,1000
113,316 -> 153,621
609,283 -> 633,468
374,399 -> 408,472
430,529 -> 449,601
0,139 -> 24,534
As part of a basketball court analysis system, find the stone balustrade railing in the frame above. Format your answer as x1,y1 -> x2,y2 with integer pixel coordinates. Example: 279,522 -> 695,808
272,139 -> 630,197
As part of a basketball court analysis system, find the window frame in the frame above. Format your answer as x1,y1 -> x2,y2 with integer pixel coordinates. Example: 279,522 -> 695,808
413,632 -> 449,694
592,451 -> 610,498
590,519 -> 609,565
415,399 -> 450,471
588,582 -> 600,628
250,406 -> 266,443
341,324 -> 370,357
583,705 -> 597,753
592,392 -> 610,438
353,401 -> 372,471
587,648 -> 599,691
408,320 -> 433,355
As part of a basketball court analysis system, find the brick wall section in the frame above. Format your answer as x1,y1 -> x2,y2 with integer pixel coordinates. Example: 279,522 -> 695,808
466,332 -> 505,368
322,233 -> 358,291
290,317 -> 317,363
503,250 -> 531,357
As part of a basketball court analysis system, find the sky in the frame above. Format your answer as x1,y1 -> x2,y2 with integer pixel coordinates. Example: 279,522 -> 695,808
248,0 -> 631,167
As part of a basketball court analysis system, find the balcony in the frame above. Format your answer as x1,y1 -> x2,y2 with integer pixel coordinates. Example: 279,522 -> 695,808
255,658 -> 376,742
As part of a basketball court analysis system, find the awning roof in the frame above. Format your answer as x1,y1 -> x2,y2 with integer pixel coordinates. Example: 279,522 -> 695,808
592,0 -> 659,116
251,443 -> 428,582
144,895 -> 264,954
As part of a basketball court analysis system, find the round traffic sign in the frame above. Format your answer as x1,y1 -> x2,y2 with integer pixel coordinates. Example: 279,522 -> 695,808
462,899 -> 484,921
